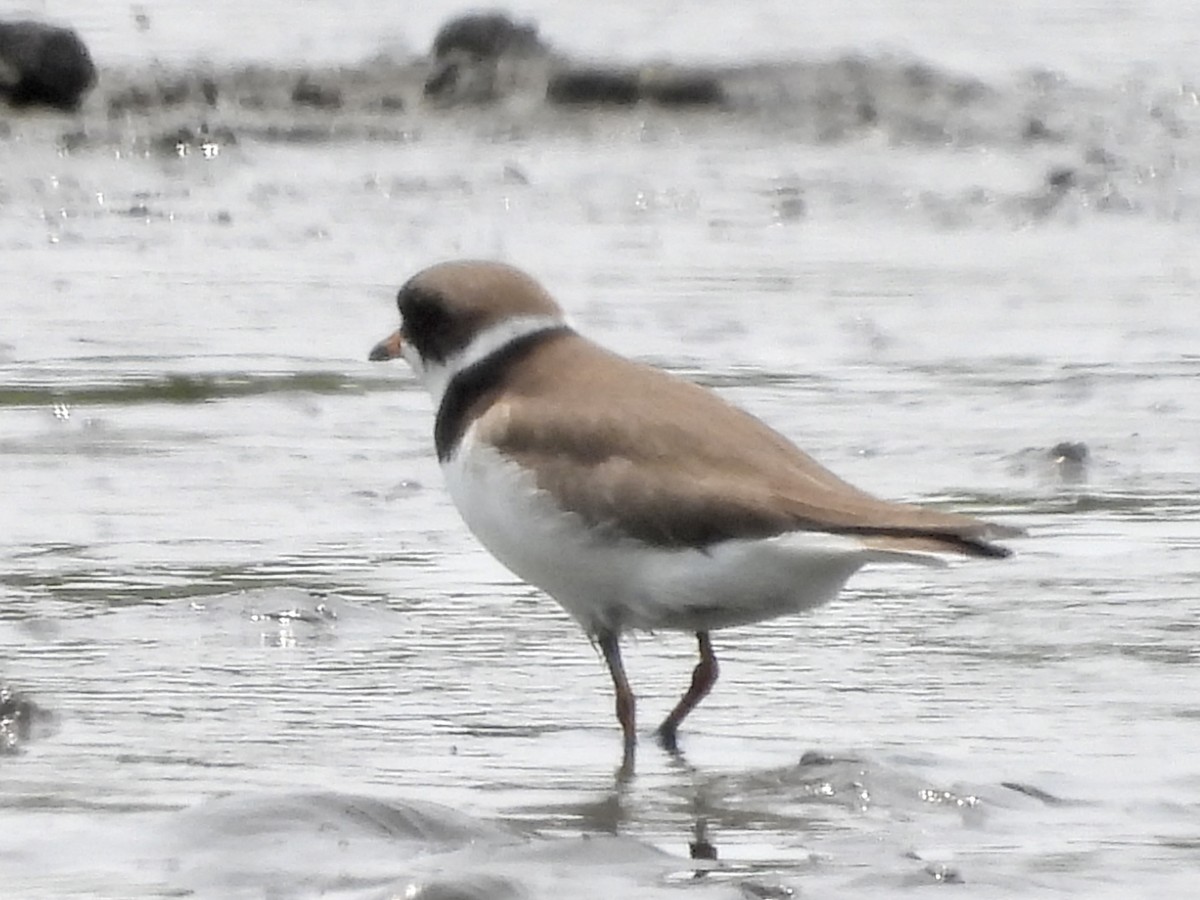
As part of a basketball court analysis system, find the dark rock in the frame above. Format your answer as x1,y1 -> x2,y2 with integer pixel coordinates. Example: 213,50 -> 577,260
923,863 -> 964,885
291,75 -> 342,109
641,72 -> 724,107
547,66 -> 723,109
424,58 -> 465,99
1006,442 -> 1092,481
423,56 -> 513,105
0,19 -> 96,111
798,750 -> 836,766
547,68 -> 640,106
424,11 -> 549,105
0,684 -> 51,754
1049,440 -> 1088,463
431,11 -> 542,61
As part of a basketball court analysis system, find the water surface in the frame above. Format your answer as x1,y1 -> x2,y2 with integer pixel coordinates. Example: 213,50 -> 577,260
2,2 -> 1200,897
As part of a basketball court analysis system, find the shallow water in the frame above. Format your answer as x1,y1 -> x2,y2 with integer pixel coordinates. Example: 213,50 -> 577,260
3,3 -> 1200,898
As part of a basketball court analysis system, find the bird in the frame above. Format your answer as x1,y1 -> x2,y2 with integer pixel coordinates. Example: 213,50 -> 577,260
368,260 -> 1020,761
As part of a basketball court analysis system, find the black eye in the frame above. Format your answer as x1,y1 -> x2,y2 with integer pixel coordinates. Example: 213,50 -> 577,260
398,286 -> 454,364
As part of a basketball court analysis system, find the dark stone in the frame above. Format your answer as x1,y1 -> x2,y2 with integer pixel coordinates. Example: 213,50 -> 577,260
422,55 -> 509,105
548,67 -> 724,109
923,863 -> 964,885
547,68 -> 641,106
1048,441 -> 1088,464
424,12 -> 547,105
798,750 -> 835,766
431,11 -> 542,61
642,73 -> 724,107
0,19 -> 96,111
423,59 -> 463,98
0,684 -> 50,754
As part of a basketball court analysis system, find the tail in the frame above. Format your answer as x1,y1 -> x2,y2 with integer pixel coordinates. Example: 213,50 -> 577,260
859,526 -> 1020,560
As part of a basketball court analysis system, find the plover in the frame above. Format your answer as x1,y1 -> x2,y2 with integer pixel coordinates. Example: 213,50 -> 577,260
369,260 -> 1019,758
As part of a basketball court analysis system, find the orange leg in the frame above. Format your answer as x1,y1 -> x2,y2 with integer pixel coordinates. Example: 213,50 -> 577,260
657,632 -> 719,751
598,632 -> 637,758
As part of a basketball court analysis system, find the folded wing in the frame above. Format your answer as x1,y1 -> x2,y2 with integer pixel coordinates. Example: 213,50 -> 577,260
475,335 -> 1020,558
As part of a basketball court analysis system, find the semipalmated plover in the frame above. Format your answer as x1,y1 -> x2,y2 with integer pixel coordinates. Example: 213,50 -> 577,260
370,260 -> 1019,758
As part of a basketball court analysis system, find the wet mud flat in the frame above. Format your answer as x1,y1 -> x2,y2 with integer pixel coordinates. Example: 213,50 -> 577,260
3,9 -> 1200,900
4,7 -> 1199,228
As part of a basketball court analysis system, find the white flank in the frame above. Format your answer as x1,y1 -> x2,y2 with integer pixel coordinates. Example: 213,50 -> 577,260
442,426 -> 941,637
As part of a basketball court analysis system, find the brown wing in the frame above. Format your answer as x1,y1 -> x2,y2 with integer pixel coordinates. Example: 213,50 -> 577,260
476,333 -> 1019,557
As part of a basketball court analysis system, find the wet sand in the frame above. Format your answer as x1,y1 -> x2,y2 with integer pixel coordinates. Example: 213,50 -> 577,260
3,4 -> 1200,898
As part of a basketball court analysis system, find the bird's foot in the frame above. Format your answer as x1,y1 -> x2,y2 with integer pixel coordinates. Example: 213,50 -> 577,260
655,722 -> 680,754
616,736 -> 637,783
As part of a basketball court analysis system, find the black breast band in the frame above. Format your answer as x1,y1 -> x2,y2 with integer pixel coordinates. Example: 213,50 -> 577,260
434,325 -> 572,462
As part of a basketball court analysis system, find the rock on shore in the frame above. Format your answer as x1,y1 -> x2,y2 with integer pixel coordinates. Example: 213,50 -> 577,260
0,19 -> 96,111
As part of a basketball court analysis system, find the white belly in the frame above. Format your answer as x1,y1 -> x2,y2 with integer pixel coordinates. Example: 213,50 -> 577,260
441,428 -> 927,636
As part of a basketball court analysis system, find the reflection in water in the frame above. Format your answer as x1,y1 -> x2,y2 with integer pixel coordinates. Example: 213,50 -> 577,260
518,745 -> 1048,896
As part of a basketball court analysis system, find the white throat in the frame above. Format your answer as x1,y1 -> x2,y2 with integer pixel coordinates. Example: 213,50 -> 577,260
406,313 -> 567,410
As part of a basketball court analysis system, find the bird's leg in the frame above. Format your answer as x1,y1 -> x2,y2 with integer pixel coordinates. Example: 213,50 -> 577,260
598,631 -> 637,761
657,631 -> 719,752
